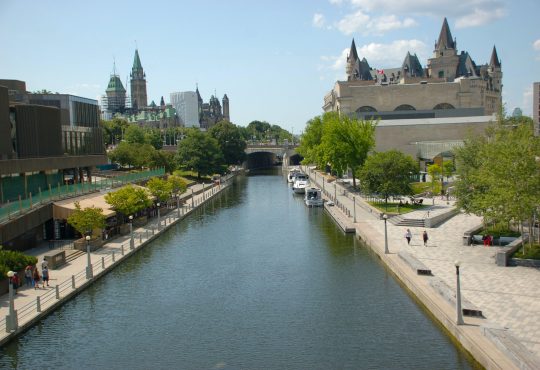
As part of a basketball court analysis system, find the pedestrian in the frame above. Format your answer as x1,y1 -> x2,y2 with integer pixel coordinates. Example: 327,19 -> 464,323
11,273 -> 19,293
42,266 -> 49,287
41,258 -> 48,270
422,230 -> 429,247
33,268 -> 41,289
24,265 -> 33,287
404,229 -> 412,245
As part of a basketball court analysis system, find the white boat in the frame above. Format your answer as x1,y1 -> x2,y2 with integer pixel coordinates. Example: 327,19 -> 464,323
305,187 -> 324,207
292,173 -> 309,194
287,168 -> 300,183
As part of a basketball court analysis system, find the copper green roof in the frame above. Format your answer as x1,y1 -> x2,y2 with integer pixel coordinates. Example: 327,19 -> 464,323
106,75 -> 126,93
133,49 -> 143,71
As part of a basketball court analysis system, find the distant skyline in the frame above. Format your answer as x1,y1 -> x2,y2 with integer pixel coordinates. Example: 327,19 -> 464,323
0,0 -> 538,133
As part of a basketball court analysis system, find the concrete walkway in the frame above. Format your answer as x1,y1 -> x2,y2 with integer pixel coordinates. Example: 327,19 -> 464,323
0,177 -> 231,345
304,166 -> 540,369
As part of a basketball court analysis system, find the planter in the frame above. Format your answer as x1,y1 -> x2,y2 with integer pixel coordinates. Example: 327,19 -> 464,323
74,237 -> 104,252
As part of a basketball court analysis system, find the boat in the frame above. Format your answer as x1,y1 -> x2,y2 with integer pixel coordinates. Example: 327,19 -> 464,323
287,168 -> 300,183
292,173 -> 309,194
305,187 -> 324,207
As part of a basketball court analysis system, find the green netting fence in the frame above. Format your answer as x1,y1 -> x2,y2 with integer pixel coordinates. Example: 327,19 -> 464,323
0,168 -> 165,223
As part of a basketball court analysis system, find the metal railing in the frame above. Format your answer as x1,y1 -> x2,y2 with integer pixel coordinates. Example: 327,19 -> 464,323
0,168 -> 165,224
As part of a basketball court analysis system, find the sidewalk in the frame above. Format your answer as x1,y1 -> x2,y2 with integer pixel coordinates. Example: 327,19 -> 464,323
0,176 -> 232,345
305,167 -> 540,369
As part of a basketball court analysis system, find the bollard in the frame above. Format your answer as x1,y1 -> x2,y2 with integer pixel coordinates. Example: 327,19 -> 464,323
146,230 -> 149,239
56,285 -> 60,299
36,296 -> 41,313
72,275 -> 76,289
121,245 -> 125,256
112,252 -> 116,263
152,228 -> 155,235
102,257 -> 105,269
139,234 -> 142,243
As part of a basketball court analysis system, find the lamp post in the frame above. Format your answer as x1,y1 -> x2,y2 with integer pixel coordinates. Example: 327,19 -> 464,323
85,235 -> 93,279
191,188 -> 194,207
129,215 -> 134,250
176,193 -> 181,218
455,260 -> 464,325
383,213 -> 389,254
157,203 -> 161,231
6,271 -> 18,331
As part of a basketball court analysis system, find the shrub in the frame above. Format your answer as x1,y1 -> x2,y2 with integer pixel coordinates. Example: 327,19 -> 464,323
0,249 -> 38,277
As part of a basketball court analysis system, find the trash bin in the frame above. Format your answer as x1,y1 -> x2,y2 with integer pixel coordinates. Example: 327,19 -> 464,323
463,235 -> 471,246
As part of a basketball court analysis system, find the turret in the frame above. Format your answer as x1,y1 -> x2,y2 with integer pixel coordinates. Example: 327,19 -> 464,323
130,49 -> 148,110
222,94 -> 230,121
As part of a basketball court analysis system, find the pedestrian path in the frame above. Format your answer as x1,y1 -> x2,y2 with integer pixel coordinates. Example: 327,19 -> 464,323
0,175 -> 232,346
303,167 -> 540,369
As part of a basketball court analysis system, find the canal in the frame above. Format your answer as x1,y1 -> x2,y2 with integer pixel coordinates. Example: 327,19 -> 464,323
0,170 -> 477,369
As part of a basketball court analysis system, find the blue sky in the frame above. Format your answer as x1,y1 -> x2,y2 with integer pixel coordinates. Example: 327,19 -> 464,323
1,0 -> 538,133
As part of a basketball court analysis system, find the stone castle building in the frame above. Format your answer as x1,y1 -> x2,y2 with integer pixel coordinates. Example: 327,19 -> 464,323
197,86 -> 230,130
323,18 -> 502,119
130,49 -> 147,111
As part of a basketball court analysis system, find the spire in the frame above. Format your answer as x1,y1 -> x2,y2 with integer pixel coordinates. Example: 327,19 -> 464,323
490,45 -> 501,68
133,49 -> 143,71
348,38 -> 359,62
436,18 -> 455,50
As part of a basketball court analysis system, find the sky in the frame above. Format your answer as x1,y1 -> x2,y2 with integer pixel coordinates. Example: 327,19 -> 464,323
1,0 -> 539,133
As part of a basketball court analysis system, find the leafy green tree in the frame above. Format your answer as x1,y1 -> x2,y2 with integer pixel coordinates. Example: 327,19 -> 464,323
209,121 -> 247,165
67,202 -> 106,238
146,177 -> 173,203
358,150 -> 419,209
149,150 -> 177,174
101,117 -> 129,145
297,115 -> 325,169
124,125 -> 146,144
246,120 -> 271,140
167,175 -> 188,195
108,141 -> 137,168
442,160 -> 455,182
321,112 -> 377,187
427,164 -> 442,195
145,129 -> 163,150
104,185 -> 153,219
0,250 -> 37,277
177,129 -> 224,180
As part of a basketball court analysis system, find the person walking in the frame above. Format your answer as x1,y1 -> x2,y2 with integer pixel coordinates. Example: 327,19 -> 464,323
11,273 -> 19,294
33,267 -> 41,289
404,229 -> 412,245
422,230 -> 429,247
42,266 -> 50,287
24,265 -> 33,287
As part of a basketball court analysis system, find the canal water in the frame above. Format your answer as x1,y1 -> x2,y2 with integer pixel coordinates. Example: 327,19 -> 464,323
0,171 -> 477,369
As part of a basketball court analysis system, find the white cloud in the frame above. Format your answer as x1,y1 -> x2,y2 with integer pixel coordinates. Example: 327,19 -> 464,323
335,11 -> 417,35
455,7 -> 504,28
533,39 -> 540,51
521,85 -> 533,115
335,0 -> 505,28
312,13 -> 326,28
329,0 -> 343,4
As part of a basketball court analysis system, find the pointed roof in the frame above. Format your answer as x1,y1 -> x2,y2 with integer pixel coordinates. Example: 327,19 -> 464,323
348,39 -> 359,61
106,75 -> 126,93
132,49 -> 143,71
490,45 -> 501,67
436,18 -> 455,50
222,94 -> 229,101
402,52 -> 424,77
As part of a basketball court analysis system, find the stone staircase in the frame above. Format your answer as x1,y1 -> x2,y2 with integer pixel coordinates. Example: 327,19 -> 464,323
65,250 -> 85,264
389,215 -> 425,228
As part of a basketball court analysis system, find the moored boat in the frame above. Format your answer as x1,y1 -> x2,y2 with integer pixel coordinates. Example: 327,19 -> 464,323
305,187 -> 323,207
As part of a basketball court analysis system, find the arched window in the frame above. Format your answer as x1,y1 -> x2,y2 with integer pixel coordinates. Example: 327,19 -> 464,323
394,104 -> 416,111
438,70 -> 444,78
356,106 -> 377,113
433,103 -> 455,110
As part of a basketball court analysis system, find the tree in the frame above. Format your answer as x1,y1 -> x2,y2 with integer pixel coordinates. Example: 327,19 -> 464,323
149,150 -> 177,174
320,112 -> 377,187
100,117 -> 129,145
427,163 -> 442,196
108,141 -> 137,168
297,115 -> 325,169
454,114 -> 540,249
208,121 -> 246,165
177,129 -> 224,180
146,177 -> 173,203
358,151 -> 419,209
167,175 -> 188,195
442,160 -> 455,182
104,185 -> 153,219
124,125 -> 146,144
67,202 -> 106,238
145,129 -> 163,150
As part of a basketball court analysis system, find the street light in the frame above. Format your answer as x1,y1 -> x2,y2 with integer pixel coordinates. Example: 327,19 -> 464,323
85,235 -> 93,279
175,193 -> 181,218
129,215 -> 134,250
6,271 -> 18,331
191,188 -> 194,208
454,260 -> 464,325
383,214 -> 389,254
157,203 -> 161,230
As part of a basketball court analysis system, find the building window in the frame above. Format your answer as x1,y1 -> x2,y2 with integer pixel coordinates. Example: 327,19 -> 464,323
438,71 -> 444,78
433,103 -> 455,110
394,104 -> 416,111
356,106 -> 377,113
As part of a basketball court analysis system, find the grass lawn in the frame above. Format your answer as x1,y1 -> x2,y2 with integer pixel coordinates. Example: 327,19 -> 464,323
410,182 -> 440,195
513,244 -> 540,260
173,170 -> 211,183
368,201 -> 429,214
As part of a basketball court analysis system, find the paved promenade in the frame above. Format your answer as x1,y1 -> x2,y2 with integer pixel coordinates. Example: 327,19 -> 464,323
0,179 -> 226,346
305,167 -> 540,369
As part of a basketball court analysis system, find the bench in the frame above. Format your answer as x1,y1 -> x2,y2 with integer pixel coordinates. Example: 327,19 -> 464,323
429,277 -> 483,317
44,251 -> 66,270
398,250 -> 432,275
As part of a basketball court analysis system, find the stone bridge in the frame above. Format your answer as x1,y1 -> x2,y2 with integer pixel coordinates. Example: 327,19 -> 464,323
244,145 -> 302,169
